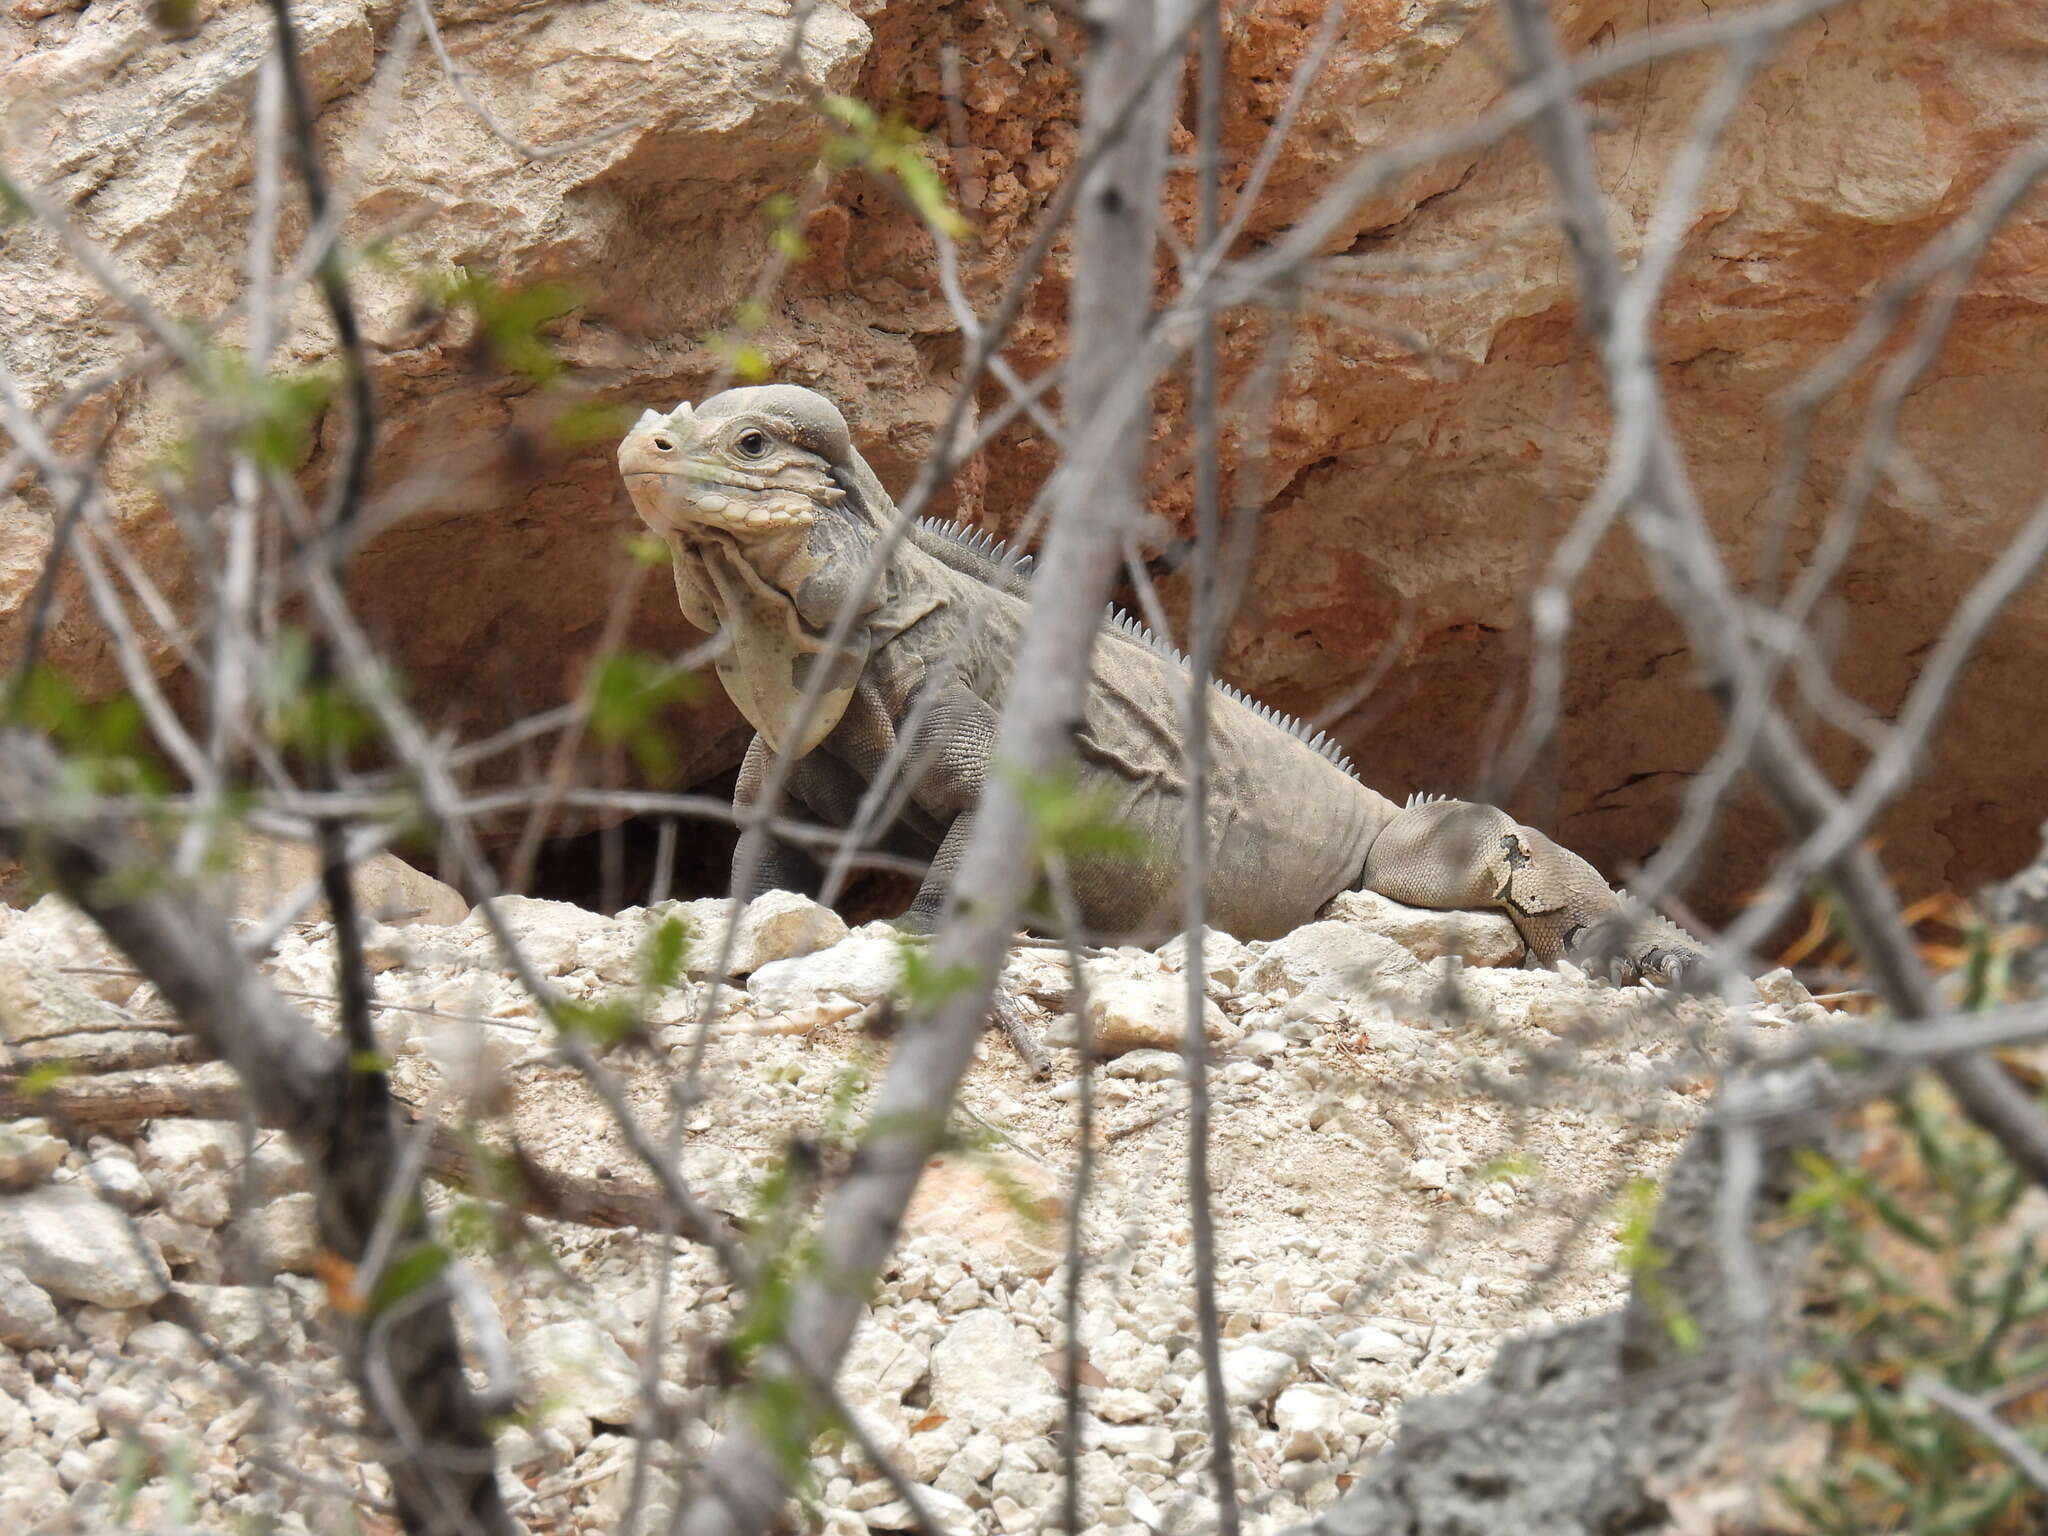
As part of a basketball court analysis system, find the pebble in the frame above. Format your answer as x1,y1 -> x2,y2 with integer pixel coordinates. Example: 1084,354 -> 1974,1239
0,1120 -> 67,1192
0,1262 -> 61,1349
1101,1048 -> 1182,1082
82,1156 -> 152,1211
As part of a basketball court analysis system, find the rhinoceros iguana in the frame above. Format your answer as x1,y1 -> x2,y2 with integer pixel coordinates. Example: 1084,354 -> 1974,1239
617,384 -> 1699,983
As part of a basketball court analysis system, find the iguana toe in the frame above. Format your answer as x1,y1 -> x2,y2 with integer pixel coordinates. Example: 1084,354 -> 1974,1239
1631,941 -> 1703,988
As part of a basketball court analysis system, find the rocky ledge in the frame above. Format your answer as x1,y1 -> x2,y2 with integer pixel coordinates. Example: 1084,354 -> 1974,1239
0,884 -> 1823,1533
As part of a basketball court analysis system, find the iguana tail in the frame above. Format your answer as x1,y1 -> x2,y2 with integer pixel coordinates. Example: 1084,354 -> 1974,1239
1359,797 -> 1703,986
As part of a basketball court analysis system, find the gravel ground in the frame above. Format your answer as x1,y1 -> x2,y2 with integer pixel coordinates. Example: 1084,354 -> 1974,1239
0,887 -> 1809,1533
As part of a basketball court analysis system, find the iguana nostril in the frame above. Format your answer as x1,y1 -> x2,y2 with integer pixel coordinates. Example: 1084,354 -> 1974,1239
652,436 -> 674,452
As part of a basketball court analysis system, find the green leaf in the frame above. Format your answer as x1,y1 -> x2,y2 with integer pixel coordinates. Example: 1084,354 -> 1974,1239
553,399 -> 638,447
367,1240 -> 452,1314
815,93 -> 970,242
551,997 -> 645,1049
641,915 -> 691,991
6,666 -> 168,797
896,938 -> 976,1011
1005,762 -> 1148,863
589,650 -> 701,783
428,269 -> 581,385
624,531 -> 670,568
18,1061 -> 76,1099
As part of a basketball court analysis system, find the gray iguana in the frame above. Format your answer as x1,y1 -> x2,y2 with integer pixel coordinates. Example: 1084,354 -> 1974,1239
617,385 -> 1700,984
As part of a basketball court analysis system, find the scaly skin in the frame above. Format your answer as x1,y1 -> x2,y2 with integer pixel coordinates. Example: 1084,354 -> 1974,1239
618,385 -> 1702,984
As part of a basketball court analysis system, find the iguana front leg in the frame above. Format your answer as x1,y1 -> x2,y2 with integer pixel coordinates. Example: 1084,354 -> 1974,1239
1360,797 -> 1702,985
729,734 -> 883,902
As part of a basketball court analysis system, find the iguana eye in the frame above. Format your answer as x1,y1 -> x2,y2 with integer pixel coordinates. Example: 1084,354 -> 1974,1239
735,430 -> 771,459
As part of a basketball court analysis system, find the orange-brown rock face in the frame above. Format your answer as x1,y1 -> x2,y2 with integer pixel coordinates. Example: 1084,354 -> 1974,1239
4,0 -> 2045,918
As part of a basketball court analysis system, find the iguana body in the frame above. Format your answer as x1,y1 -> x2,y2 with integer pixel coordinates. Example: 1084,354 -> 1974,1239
617,385 -> 1699,983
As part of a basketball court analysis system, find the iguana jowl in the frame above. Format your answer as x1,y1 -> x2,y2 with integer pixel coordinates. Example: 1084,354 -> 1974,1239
618,385 -> 1699,983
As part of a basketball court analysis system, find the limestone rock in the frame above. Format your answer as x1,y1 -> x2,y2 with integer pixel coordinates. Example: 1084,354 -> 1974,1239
1317,890 -> 1527,968
0,1119 -> 66,1192
141,1120 -> 244,1176
0,1186 -> 168,1308
0,1262 -> 61,1349
642,891 -> 849,980
0,1446 -> 63,1525
1184,1344 -> 1298,1410
902,1151 -> 1065,1280
1153,928 -> 1259,987
0,958 -> 133,1048
748,936 -> 904,1026
83,1156 -> 153,1212
521,1319 -> 642,1432
0,897 -> 143,1003
1101,1047 -> 1182,1082
244,1193 -> 321,1275
862,1485 -> 975,1532
175,1284 -> 280,1357
465,896 -> 617,978
839,1323 -> 931,1419
1085,974 -> 1225,1057
929,1309 -> 1060,1438
1245,922 -> 1419,1000
1274,1383 -> 1345,1459
216,832 -> 467,928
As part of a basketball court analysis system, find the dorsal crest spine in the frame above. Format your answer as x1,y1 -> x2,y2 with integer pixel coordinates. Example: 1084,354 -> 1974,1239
913,515 -> 1357,780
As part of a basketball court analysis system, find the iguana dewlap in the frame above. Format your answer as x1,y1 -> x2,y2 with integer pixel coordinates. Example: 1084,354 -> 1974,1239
617,385 -> 1700,984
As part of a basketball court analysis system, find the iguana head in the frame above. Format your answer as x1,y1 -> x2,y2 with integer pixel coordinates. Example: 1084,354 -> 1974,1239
617,385 -> 909,756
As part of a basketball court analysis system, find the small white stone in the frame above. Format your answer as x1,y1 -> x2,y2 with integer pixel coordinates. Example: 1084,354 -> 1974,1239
1273,1384 -> 1345,1460
175,1284 -> 275,1355
0,1262 -> 61,1348
1233,1030 -> 1289,1061
1086,975 -> 1225,1057
162,1178 -> 230,1228
83,1156 -> 152,1211
246,1193 -> 320,1273
141,1120 -> 242,1176
0,1186 -> 167,1307
74,1303 -> 139,1347
1088,1419 -> 1173,1458
1093,1386 -> 1158,1424
1102,1048 -> 1181,1082
929,1309 -> 1058,1434
1185,1344 -> 1297,1408
520,1319 -> 641,1431
127,1320 -> 200,1362
1406,1157 -> 1450,1191
748,936 -> 903,1024
861,1485 -> 974,1531
0,1120 -> 66,1191
1244,922 -> 1418,999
